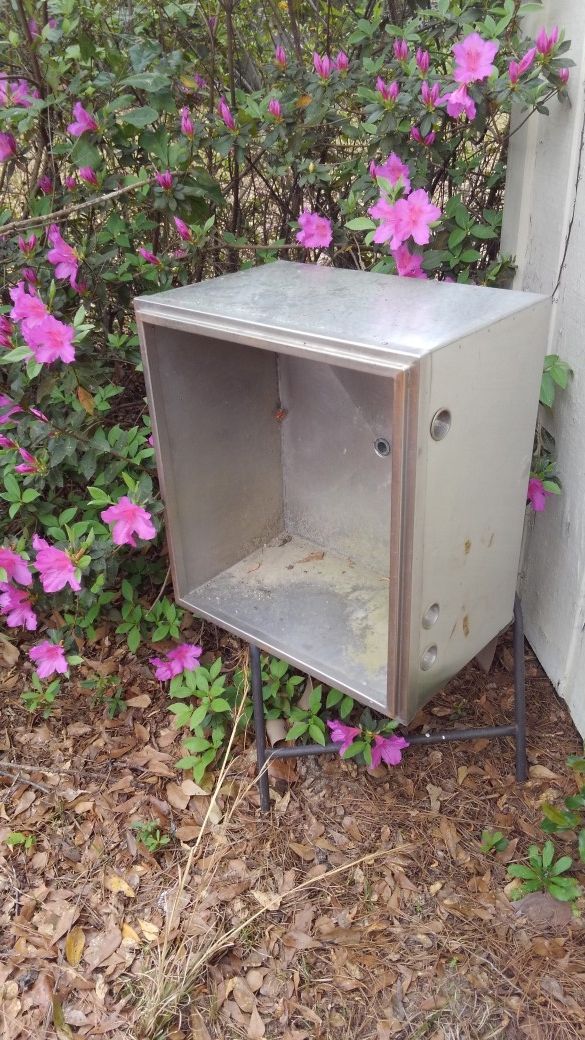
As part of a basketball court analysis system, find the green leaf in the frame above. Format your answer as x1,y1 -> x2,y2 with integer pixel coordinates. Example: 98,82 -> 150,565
342,739 -> 364,760
547,877 -> 581,902
2,344 -> 33,363
122,72 -> 170,92
308,685 -> 322,714
326,689 -> 343,708
541,840 -> 555,870
448,227 -> 468,250
540,371 -> 555,407
459,249 -> 482,263
550,855 -> 572,875
507,864 -> 537,880
210,697 -> 230,712
120,106 -> 159,128
309,722 -> 326,745
127,626 -> 140,653
578,829 -> 585,864
345,217 -> 376,231
340,695 -> 354,720
287,720 -> 308,741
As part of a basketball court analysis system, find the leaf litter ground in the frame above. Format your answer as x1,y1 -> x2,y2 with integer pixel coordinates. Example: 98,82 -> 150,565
1,623 -> 585,1040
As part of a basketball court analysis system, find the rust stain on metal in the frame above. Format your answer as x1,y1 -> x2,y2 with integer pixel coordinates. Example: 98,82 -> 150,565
462,614 -> 470,637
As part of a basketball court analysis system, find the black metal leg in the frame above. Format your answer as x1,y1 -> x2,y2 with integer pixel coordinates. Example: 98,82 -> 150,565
513,596 -> 528,782
250,644 -> 270,812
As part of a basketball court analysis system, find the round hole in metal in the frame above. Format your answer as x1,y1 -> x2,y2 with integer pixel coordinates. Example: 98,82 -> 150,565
374,437 -> 391,457
430,408 -> 452,441
420,645 -> 438,671
422,603 -> 440,629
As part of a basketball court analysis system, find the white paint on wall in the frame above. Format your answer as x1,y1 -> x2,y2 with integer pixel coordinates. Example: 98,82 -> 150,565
502,1 -> 585,736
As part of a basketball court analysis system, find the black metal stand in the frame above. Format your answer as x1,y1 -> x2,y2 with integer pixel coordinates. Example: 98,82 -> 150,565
250,597 -> 527,813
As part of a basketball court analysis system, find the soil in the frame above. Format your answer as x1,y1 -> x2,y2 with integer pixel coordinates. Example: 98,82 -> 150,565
1,624 -> 584,1040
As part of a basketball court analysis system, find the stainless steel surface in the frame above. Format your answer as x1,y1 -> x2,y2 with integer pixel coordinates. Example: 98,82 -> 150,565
136,261 -> 550,723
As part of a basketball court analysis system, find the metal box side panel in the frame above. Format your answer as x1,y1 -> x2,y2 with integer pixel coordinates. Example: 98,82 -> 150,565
138,323 -> 284,597
278,356 -> 393,574
406,299 -> 551,715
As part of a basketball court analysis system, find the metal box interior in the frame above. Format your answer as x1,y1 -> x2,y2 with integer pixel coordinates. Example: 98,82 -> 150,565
136,262 -> 550,723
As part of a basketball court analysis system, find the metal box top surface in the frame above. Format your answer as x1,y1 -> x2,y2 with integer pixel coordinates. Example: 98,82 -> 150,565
134,260 -> 547,370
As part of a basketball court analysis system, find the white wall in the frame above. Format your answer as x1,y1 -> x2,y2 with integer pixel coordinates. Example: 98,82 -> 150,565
502,1 -> 585,736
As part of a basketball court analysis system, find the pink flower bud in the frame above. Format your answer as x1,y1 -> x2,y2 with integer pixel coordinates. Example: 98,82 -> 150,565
22,267 -> 38,285
558,67 -> 570,84
155,170 -> 174,190
180,106 -> 194,137
174,216 -> 192,241
376,78 -> 399,103
267,97 -> 282,120
79,166 -> 98,185
313,53 -> 334,79
274,45 -> 287,68
65,175 -> 77,190
218,96 -> 236,131
138,247 -> 161,266
18,234 -> 37,255
0,315 -> 13,348
410,126 -> 436,147
335,51 -> 349,72
421,81 -> 441,110
535,25 -> 559,56
393,39 -> 408,61
38,175 -> 52,194
416,48 -> 430,74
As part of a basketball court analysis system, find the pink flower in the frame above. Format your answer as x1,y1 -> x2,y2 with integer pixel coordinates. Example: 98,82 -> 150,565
508,47 -> 536,84
335,51 -> 349,72
15,448 -> 40,474
67,101 -> 99,137
9,281 -> 47,332
0,133 -> 17,162
18,234 -> 36,255
376,78 -> 399,103
416,48 -> 430,75
0,77 -> 38,107
0,547 -> 32,586
180,106 -> 194,137
0,586 -> 36,630
0,315 -> 13,348
392,245 -> 427,279
267,97 -> 282,120
218,96 -> 236,131
150,642 -> 202,681
138,247 -> 161,266
371,151 -> 411,194
410,127 -> 436,147
313,53 -> 334,80
33,533 -> 81,593
194,73 -> 207,90
370,189 -> 440,249
327,719 -> 361,756
453,33 -> 499,84
24,314 -> 76,365
0,436 -> 16,449
421,81 -> 441,110
295,211 -> 333,248
393,39 -> 408,61
442,83 -> 477,121
65,175 -> 77,190
47,225 -> 79,287
28,18 -> 40,38
100,495 -> 156,546
174,217 -> 192,241
155,170 -> 173,190
274,45 -> 287,68
370,733 -> 409,768
29,641 -> 68,679
558,68 -> 570,85
38,175 -> 52,194
79,166 -> 97,185
402,188 -> 441,245
527,477 -> 552,512
535,25 -> 558,56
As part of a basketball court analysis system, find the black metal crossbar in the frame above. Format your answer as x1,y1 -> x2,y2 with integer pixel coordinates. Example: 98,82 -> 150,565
250,597 -> 527,812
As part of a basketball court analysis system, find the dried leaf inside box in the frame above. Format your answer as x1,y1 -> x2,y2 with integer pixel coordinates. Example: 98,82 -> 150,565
135,262 -> 549,723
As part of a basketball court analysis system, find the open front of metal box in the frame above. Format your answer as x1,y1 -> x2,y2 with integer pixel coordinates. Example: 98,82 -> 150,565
140,321 -> 407,713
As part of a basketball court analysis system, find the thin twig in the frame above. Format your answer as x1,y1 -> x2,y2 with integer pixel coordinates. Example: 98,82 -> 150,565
1,770 -> 52,794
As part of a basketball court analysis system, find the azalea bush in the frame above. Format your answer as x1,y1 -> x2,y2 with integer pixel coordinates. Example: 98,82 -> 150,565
0,0 -> 574,772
